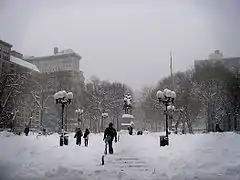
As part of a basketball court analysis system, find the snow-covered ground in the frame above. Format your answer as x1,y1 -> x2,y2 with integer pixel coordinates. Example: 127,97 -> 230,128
1,131 -> 240,180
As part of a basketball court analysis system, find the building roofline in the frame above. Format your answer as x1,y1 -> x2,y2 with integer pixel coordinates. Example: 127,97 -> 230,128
10,56 -> 40,72
25,52 -> 81,61
195,56 -> 240,62
0,39 -> 13,48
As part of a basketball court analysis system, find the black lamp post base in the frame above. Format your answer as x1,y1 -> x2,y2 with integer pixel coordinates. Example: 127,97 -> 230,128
60,135 -> 64,146
160,136 -> 169,147
59,134 -> 69,146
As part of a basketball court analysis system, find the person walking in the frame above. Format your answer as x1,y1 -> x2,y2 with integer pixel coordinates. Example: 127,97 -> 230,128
24,126 -> 30,136
128,125 -> 133,135
74,128 -> 83,146
83,128 -> 90,147
103,123 -> 117,154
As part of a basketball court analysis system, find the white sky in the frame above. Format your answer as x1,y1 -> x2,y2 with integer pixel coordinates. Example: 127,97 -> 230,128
1,0 -> 240,89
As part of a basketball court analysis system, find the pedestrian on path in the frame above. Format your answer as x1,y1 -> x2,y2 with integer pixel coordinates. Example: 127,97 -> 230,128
128,126 -> 133,135
83,128 -> 90,147
24,126 -> 29,136
103,123 -> 117,154
74,128 -> 83,146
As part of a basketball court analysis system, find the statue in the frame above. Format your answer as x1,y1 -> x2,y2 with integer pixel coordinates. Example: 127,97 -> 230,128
123,93 -> 132,114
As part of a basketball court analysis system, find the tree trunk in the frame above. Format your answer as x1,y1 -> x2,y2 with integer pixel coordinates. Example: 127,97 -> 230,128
228,114 -> 231,131
182,119 -> 186,134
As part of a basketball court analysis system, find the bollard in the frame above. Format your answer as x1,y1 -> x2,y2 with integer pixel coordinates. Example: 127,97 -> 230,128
101,155 -> 105,165
160,136 -> 169,147
64,135 -> 69,145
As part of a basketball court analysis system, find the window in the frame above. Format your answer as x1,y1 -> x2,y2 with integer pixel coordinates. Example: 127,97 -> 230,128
3,49 -> 8,54
3,55 -> 9,60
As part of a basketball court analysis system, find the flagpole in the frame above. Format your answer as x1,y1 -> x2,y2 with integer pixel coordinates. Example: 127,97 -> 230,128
170,52 -> 174,90
169,52 -> 174,131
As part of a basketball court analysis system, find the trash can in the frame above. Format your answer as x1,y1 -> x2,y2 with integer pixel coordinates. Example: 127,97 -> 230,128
160,136 -> 169,146
60,135 -> 64,146
64,135 -> 69,145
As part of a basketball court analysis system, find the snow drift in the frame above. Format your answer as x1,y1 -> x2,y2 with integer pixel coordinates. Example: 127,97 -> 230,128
0,131 -> 240,180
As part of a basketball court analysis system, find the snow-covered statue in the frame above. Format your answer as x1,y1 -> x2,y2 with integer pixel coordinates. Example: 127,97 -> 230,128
123,93 -> 132,114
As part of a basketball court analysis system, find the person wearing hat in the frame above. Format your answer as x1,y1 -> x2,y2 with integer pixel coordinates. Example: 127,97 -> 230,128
103,122 -> 117,154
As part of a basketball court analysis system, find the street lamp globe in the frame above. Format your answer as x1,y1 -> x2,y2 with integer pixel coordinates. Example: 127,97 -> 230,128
163,88 -> 169,97
67,92 -> 73,100
102,112 -> 108,118
156,90 -> 164,100
54,92 -> 60,102
166,89 -> 173,98
170,91 -> 176,99
167,105 -> 175,111
167,105 -> 172,110
61,90 -> 67,98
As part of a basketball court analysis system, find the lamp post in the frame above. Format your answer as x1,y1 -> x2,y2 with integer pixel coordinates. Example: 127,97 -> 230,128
75,109 -> 84,128
101,112 -> 108,132
156,88 -> 176,146
54,90 -> 73,146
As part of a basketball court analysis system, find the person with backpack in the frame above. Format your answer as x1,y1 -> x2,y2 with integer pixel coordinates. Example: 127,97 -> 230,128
83,128 -> 90,147
103,123 -> 117,154
74,128 -> 83,146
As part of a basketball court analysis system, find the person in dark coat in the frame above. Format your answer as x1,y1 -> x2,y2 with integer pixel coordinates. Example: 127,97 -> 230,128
128,126 -> 133,135
74,128 -> 83,146
24,126 -> 30,136
83,128 -> 90,147
216,124 -> 223,132
103,123 -> 117,154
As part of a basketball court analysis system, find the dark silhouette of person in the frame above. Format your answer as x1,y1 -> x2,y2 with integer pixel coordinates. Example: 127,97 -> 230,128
83,128 -> 90,147
24,126 -> 29,136
103,123 -> 117,154
216,124 -> 223,132
128,126 -> 133,135
74,128 -> 83,146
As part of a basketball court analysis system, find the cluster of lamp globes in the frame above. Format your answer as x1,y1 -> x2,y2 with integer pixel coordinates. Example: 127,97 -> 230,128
156,88 -> 176,100
157,88 -> 176,111
75,109 -> 84,114
102,112 -> 109,118
54,90 -> 73,104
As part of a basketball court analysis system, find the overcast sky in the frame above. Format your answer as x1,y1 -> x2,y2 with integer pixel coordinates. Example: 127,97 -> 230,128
1,0 -> 240,89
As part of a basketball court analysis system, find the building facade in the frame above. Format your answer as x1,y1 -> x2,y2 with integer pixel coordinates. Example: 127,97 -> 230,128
25,48 -> 81,73
194,50 -> 240,74
24,47 -> 85,131
0,39 -> 12,75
